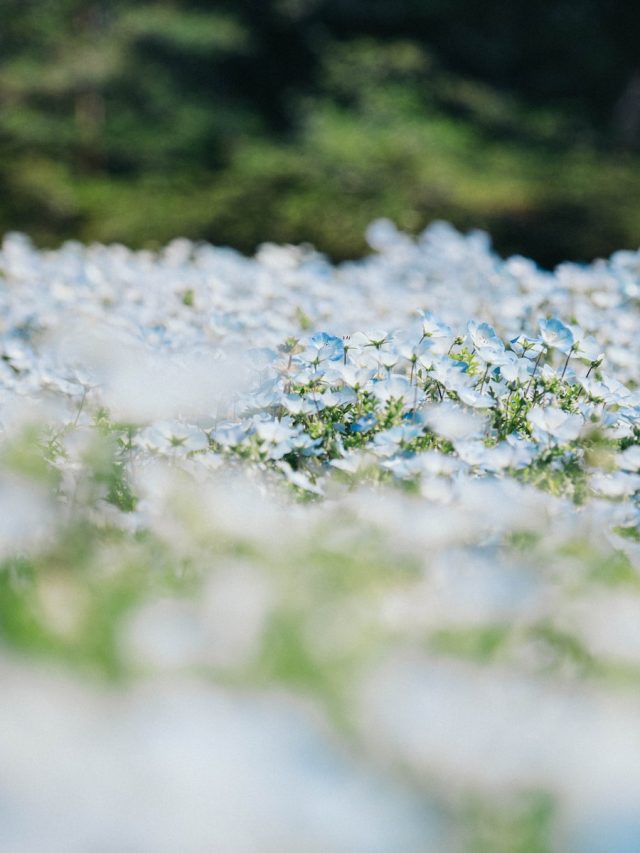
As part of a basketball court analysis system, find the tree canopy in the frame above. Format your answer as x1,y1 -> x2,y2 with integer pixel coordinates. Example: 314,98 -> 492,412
1,0 -> 639,264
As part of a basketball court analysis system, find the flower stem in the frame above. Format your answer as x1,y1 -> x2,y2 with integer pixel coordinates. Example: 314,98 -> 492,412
560,344 -> 575,381
525,347 -> 545,398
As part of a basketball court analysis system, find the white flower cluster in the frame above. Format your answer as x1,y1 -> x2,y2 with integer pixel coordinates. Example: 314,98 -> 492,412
1,221 -> 639,507
2,221 -> 640,851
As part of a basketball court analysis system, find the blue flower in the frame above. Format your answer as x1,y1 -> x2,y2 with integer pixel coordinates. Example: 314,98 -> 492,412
468,321 -> 500,350
539,318 -> 574,354
310,332 -> 344,356
350,414 -> 377,434
303,332 -> 345,364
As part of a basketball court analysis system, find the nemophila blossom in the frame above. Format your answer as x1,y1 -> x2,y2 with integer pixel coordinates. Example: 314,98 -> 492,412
371,374 -> 413,405
320,387 -> 358,408
431,358 -> 469,392
381,455 -> 422,478
590,471 -> 640,499
476,345 -> 512,368
499,352 -> 533,383
453,439 -> 492,468
418,450 -> 463,477
253,417 -> 317,460
301,332 -> 344,365
329,452 -> 358,473
539,318 -> 574,353
604,374 -> 637,405
467,321 -> 502,353
214,423 -> 249,448
600,410 -> 634,440
510,334 -> 543,359
324,363 -> 376,390
456,438 -> 534,472
278,463 -> 324,495
579,376 -> 608,403
350,329 -> 392,350
137,421 -> 208,455
527,406 -> 583,444
396,337 -> 433,366
371,347 -> 400,373
418,310 -> 453,341
384,450 -> 461,482
281,394 -> 323,416
421,401 -> 488,441
350,413 -> 377,434
372,424 -> 422,456
570,329 -> 603,363
457,387 -> 495,409
618,445 -> 640,472
250,380 -> 285,411
581,373 -> 634,406
539,363 -> 561,384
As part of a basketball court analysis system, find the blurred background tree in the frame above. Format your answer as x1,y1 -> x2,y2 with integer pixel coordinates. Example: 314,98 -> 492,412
1,0 -> 639,266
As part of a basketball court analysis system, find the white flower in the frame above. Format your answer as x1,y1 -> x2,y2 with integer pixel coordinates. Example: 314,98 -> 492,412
499,353 -> 533,383
214,423 -> 248,448
527,406 -> 583,443
422,401 -> 488,441
138,421 -> 208,455
618,446 -> 640,472
591,471 -> 640,499
418,311 -> 453,340
457,387 -> 495,409
371,375 -> 413,405
372,424 -> 422,457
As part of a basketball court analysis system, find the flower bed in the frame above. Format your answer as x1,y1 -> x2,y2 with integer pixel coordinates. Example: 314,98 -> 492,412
2,220 -> 640,851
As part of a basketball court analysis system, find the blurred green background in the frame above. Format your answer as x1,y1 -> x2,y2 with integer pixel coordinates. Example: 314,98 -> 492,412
1,0 -> 640,266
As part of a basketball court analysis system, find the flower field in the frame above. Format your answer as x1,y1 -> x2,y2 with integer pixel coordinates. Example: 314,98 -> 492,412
2,220 -> 640,851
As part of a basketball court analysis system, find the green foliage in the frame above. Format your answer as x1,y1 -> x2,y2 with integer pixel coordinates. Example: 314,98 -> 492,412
2,2 -> 640,264
461,793 -> 556,853
429,625 -> 511,663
